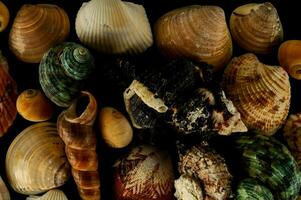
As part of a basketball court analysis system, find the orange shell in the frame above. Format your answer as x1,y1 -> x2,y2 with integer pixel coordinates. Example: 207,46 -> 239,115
0,1 -> 9,32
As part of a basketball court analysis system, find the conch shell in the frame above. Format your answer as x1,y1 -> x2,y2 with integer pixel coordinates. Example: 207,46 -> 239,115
222,53 -> 290,136
0,175 -> 10,200
0,51 -> 18,137
278,40 -> 301,80
154,5 -> 232,71
57,91 -> 100,200
26,189 -> 68,200
9,4 -> 70,63
230,2 -> 283,54
75,0 -> 153,54
0,1 -> 9,32
5,122 -> 70,195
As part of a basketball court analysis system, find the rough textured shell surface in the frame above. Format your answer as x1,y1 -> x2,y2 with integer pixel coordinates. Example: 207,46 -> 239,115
5,122 -> 70,195
0,1 -> 9,32
75,0 -> 153,54
0,175 -> 10,200
230,2 -> 283,54
26,189 -> 68,200
236,178 -> 273,200
39,42 -> 94,107
174,175 -> 203,200
9,4 -> 70,63
222,53 -> 290,136
154,5 -> 232,71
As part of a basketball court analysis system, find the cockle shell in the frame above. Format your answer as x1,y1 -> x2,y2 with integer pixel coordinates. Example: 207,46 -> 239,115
75,0 -> 153,54
9,4 -> 70,63
236,179 -> 273,200
0,1 -> 9,32
39,42 -> 94,107
16,89 -> 53,122
0,175 -> 10,200
278,40 -> 301,80
114,145 -> 175,200
154,5 -> 232,71
230,2 -> 283,54
0,51 -> 18,137
26,189 -> 68,200
5,122 -> 70,195
222,53 -> 290,136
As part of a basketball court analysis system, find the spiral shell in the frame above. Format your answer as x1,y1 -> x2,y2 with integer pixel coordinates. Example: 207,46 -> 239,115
39,42 -> 95,107
9,4 -> 70,63
26,190 -> 68,200
236,179 -> 273,200
229,2 -> 283,54
222,53 -> 290,136
0,175 -> 10,200
0,1 -> 9,32
5,122 -> 70,195
75,0 -> 153,54
154,5 -> 232,71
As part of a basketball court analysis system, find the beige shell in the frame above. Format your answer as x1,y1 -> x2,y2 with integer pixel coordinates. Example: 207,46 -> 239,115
0,1 -> 9,32
154,5 -> 232,71
0,175 -> 10,200
75,0 -> 153,54
9,4 -> 70,63
230,2 -> 283,54
222,53 -> 290,136
5,122 -> 70,195
26,189 -> 68,200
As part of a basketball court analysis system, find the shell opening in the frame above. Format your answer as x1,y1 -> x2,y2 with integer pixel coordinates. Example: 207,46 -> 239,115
75,95 -> 90,117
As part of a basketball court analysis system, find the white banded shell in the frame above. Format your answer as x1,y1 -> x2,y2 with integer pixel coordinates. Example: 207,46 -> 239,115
6,122 -> 70,195
26,189 -> 68,200
223,53 -> 290,136
0,175 -> 10,200
75,0 -> 153,54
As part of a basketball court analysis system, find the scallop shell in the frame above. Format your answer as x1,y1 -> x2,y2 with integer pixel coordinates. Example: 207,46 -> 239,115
0,51 -> 18,137
0,175 -> 10,200
0,1 -> 9,32
114,145 -> 175,200
39,42 -> 94,107
16,89 -> 53,122
230,2 -> 283,54
222,53 -> 290,136
236,179 -> 273,200
75,0 -> 153,54
5,122 -> 70,195
26,190 -> 68,200
154,5 -> 232,71
9,4 -> 70,63
278,40 -> 301,80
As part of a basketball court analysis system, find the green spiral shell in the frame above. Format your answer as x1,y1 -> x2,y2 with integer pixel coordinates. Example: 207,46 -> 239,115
237,178 -> 274,200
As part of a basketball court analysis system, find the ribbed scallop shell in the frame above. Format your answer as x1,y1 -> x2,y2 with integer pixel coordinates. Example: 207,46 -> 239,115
0,1 -> 9,32
0,175 -> 10,200
5,122 -> 70,195
0,51 -> 17,137
75,0 -> 153,54
39,42 -> 94,107
222,53 -> 290,136
154,5 -> 232,71
26,190 -> 68,200
230,2 -> 283,54
9,4 -> 69,63
236,179 -> 273,200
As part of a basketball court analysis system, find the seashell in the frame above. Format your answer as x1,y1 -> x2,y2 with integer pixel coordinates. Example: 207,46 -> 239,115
0,51 -> 18,137
235,134 -> 301,200
229,2 -> 283,54
236,178 -> 273,200
0,1 -> 9,32
222,53 -> 290,136
278,40 -> 301,80
113,145 -> 175,200
98,107 -> 133,148
57,91 -> 100,200
174,175 -> 203,200
5,122 -> 70,195
9,4 -> 70,63
26,189 -> 68,200
178,143 -> 232,200
39,42 -> 94,107
154,5 -> 233,71
75,0 -> 153,54
0,175 -> 10,200
16,89 -> 53,122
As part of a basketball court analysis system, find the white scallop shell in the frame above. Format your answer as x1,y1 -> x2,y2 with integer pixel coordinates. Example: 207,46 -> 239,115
26,189 -> 68,200
0,175 -> 10,200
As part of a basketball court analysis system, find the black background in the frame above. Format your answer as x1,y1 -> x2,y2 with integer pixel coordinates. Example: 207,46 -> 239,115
0,0 -> 301,199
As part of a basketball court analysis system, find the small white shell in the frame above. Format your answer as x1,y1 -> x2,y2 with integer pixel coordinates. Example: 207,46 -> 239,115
26,189 -> 68,200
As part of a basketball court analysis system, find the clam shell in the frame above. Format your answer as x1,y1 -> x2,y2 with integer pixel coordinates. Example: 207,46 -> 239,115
5,122 -> 70,195
230,2 -> 283,54
154,5 -> 232,71
222,53 -> 290,136
0,51 -> 18,137
26,190 -> 68,200
16,89 -> 53,122
9,4 -> 70,63
278,40 -> 301,80
236,178 -> 273,200
0,1 -> 9,32
0,175 -> 10,200
75,0 -> 153,54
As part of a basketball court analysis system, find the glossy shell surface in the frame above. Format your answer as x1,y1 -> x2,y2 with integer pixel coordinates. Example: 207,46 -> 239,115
0,1 -> 9,32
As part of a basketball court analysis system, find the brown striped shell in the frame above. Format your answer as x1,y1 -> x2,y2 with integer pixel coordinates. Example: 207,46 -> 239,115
0,175 -> 10,200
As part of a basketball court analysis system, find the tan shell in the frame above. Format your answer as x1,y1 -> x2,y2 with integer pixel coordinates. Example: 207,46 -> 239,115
9,4 -> 70,63
16,89 -> 53,122
0,1 -> 9,32
278,40 -> 301,80
154,5 -> 232,71
230,2 -> 283,54
26,189 -> 68,200
0,175 -> 10,200
5,122 -> 70,195
75,0 -> 153,54
98,107 -> 133,148
223,53 -> 290,136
